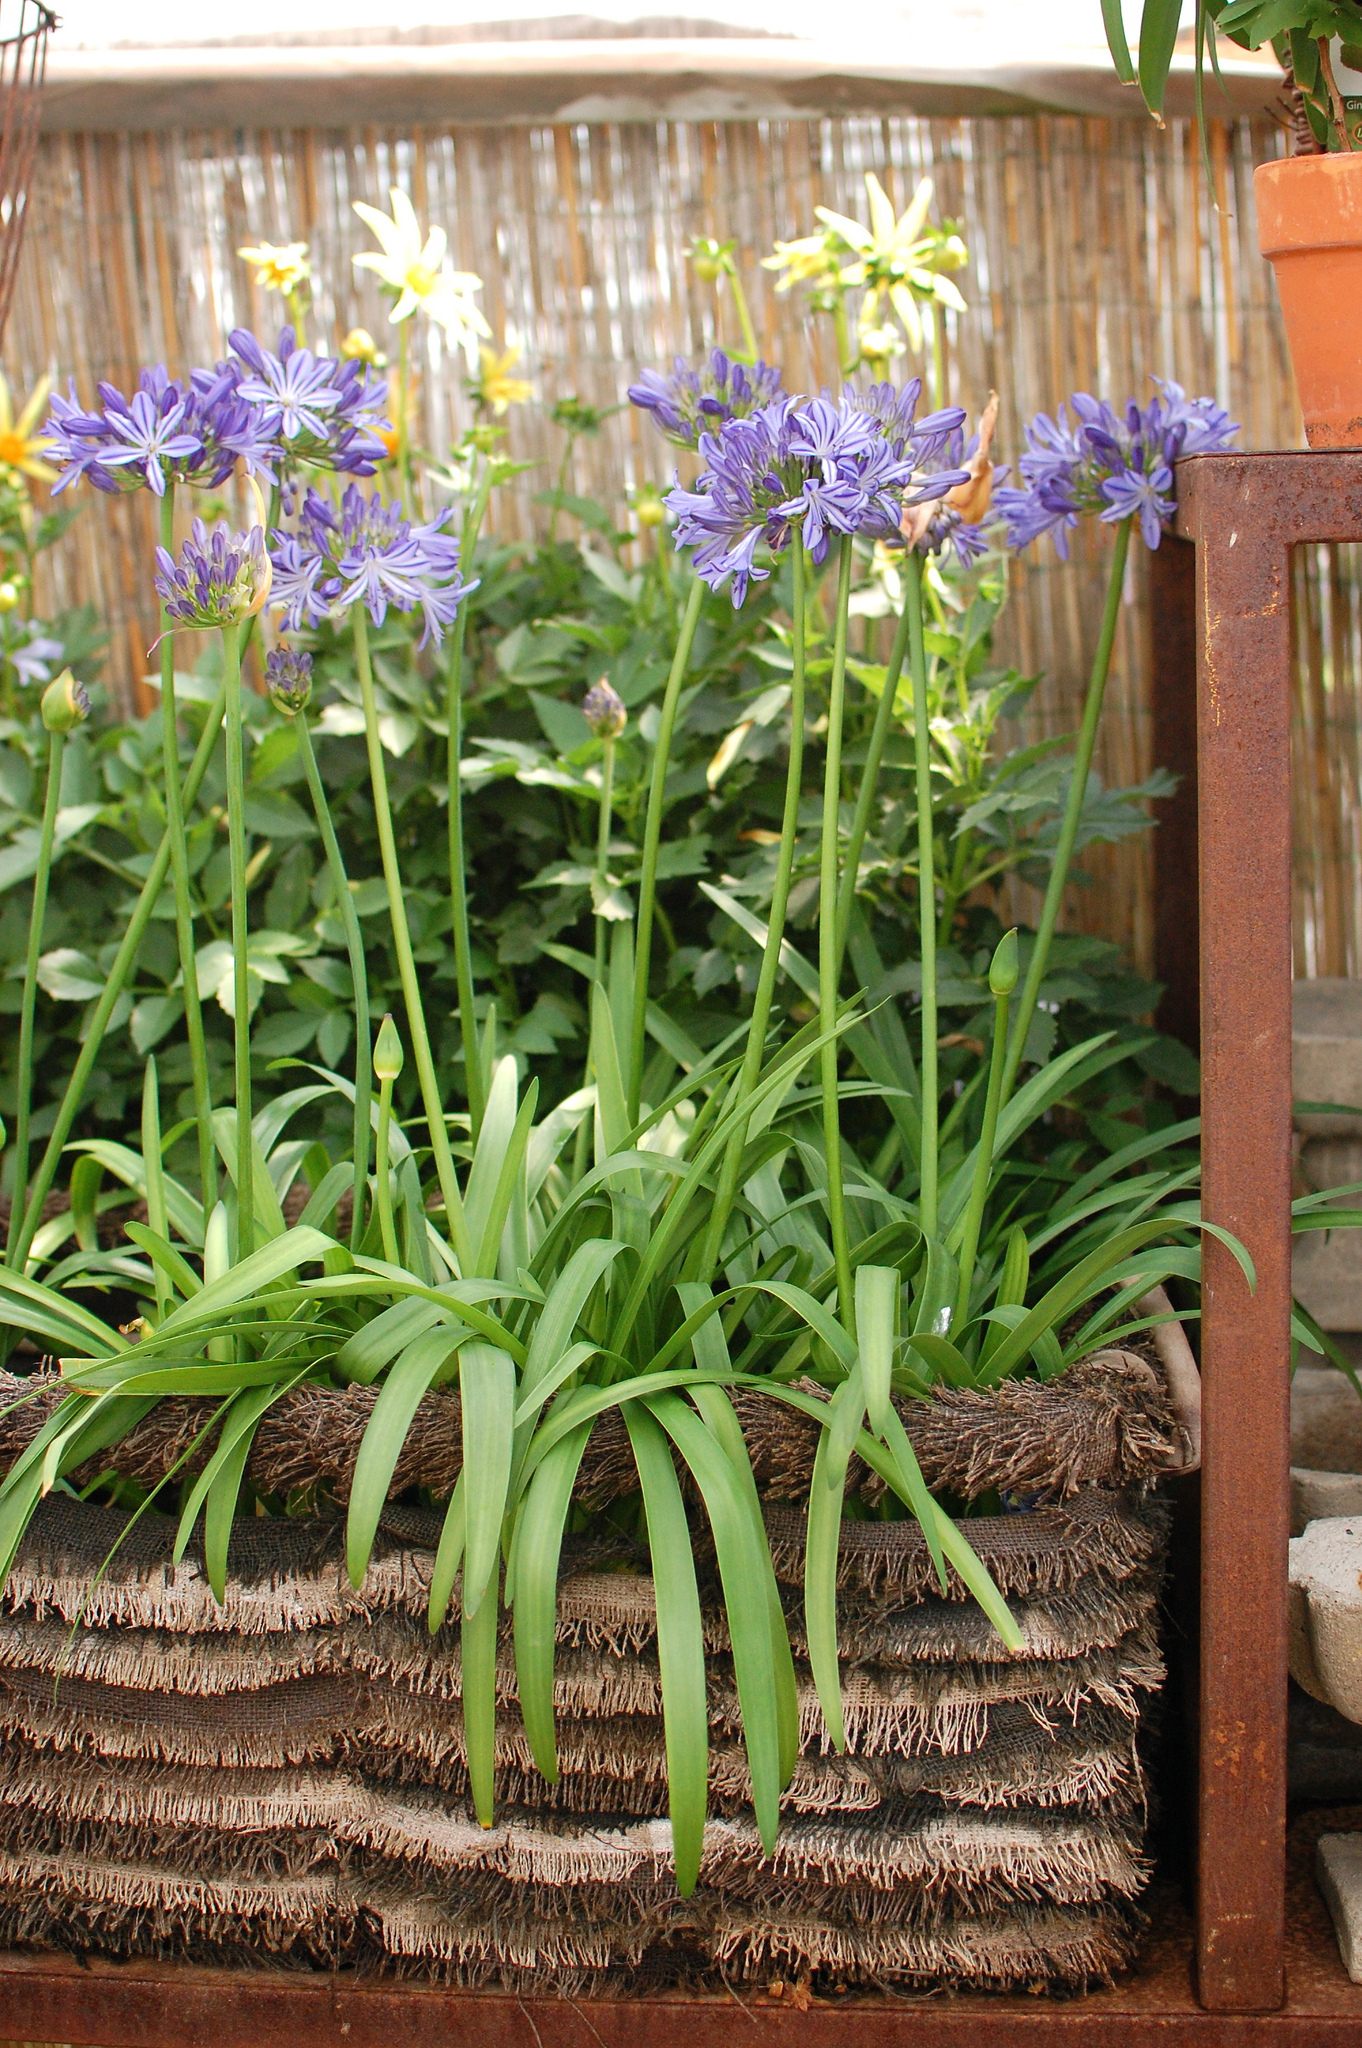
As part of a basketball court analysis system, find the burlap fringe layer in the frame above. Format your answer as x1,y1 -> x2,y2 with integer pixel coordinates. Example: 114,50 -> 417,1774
0,1467 -> 1167,1996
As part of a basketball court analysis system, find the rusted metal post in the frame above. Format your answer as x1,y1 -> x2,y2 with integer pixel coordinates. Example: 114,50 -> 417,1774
1173,451 -> 1362,2013
1149,531 -> 1200,1055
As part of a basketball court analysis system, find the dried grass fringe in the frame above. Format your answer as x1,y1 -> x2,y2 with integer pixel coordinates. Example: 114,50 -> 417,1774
0,1348 -> 1179,1512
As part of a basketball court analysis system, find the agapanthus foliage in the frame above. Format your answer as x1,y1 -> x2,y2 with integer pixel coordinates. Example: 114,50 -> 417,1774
668,385 -> 968,604
628,347 -> 786,450
154,515 -> 271,629
269,483 -> 475,646
995,380 -> 1239,556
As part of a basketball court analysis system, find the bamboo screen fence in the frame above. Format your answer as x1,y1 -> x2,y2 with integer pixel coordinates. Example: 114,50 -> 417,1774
2,107 -> 1352,978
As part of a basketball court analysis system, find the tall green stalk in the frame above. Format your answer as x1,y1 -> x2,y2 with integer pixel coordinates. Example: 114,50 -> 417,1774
354,606 -> 473,1273
447,459 -> 495,1140
700,537 -> 808,1279
905,548 -> 939,1239
819,536 -> 856,1331
159,491 -> 217,1212
221,627 -> 253,1263
951,929 -> 1017,1332
12,688 -> 228,1270
832,594 -> 914,979
6,722 -> 64,1262
592,731 -> 617,982
726,267 -> 760,366
296,712 -> 371,1251
999,515 -> 1133,1110
627,573 -> 705,1122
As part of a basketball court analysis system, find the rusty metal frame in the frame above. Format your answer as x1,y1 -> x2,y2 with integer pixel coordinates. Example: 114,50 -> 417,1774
0,454 -> 1356,2041
1154,451 -> 1362,2013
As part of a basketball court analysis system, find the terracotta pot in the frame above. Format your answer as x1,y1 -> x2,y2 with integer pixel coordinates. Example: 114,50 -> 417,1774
1256,154 -> 1362,449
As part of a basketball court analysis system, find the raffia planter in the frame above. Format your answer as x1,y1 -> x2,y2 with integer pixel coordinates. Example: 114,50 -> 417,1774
0,1331 -> 1196,1996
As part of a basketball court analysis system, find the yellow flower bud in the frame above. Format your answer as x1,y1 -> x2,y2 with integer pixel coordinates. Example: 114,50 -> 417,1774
341,327 -> 385,366
0,582 -> 21,613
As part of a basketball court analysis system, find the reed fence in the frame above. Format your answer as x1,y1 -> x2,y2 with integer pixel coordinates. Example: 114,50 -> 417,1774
3,106 -> 1350,979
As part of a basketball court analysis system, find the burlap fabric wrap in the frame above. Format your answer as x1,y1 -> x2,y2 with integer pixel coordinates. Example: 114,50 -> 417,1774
0,1348 -> 1179,1995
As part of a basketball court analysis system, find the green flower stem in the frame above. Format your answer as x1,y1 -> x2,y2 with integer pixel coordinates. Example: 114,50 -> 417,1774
699,534 -> 808,1280
354,606 -> 473,1273
592,733 -> 617,982
159,491 -> 217,1213
396,320 -> 413,504
142,1054 -> 171,1322
833,299 -> 855,378
906,549 -> 939,1239
222,626 -> 253,1263
627,572 -> 705,1123
548,434 -> 572,545
6,724 -> 64,1263
296,712 -> 371,1251
447,459 -> 495,1140
833,593 -> 914,980
726,266 -> 760,366
374,1070 -> 400,1267
819,535 -> 856,1333
951,980 -> 1011,1333
929,306 -> 946,412
12,688 -> 228,1270
999,514 -> 1133,1111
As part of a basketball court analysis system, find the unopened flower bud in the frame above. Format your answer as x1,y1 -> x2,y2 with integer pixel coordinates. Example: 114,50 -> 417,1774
41,668 -> 90,733
989,926 -> 1019,997
266,644 -> 314,716
582,679 -> 626,739
634,487 -> 666,529
373,1013 -> 404,1083
341,327 -> 384,366
0,582 -> 21,613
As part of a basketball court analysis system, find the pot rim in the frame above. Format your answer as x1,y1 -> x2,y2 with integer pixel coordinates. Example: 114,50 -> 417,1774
1256,152 -> 1362,258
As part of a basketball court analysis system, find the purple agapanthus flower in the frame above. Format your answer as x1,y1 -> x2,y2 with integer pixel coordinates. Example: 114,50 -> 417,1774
229,329 -> 387,475
667,386 -> 968,607
8,630 -> 64,687
628,348 -> 786,450
995,377 -> 1238,556
229,328 -> 389,476
268,484 -> 475,647
155,517 -> 270,629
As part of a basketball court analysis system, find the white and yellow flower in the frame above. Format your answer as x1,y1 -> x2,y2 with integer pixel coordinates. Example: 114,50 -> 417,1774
0,374 -> 55,486
352,190 -> 491,355
817,173 -> 968,353
237,240 -> 312,295
471,344 -> 532,417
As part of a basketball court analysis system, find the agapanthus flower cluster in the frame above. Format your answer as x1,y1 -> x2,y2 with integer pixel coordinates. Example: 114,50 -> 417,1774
269,484 -> 476,647
44,328 -> 391,500
154,517 -> 271,629
667,385 -> 968,606
995,379 -> 1239,556
627,349 -> 786,451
